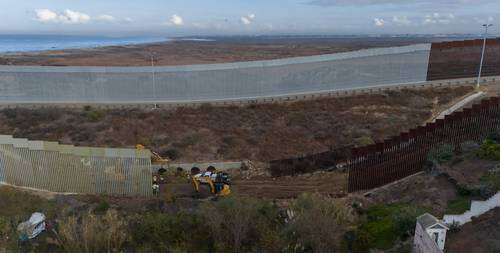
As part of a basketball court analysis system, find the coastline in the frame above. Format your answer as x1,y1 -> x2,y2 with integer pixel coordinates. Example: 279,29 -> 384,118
0,36 -> 450,67
0,35 -> 170,55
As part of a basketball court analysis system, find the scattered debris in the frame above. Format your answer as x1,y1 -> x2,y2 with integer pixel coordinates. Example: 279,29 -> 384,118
17,212 -> 46,241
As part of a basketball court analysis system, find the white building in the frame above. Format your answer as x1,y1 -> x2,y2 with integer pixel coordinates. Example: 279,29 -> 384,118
413,213 -> 449,253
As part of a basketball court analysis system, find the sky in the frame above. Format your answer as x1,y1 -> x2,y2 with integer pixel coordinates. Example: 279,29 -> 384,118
0,0 -> 498,36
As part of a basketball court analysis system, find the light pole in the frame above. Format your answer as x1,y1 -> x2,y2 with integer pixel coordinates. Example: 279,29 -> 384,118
477,24 -> 493,88
149,51 -> 159,109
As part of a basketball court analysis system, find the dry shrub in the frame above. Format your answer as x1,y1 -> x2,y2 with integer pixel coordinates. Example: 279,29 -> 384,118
285,193 -> 354,253
200,197 -> 282,253
58,209 -> 127,253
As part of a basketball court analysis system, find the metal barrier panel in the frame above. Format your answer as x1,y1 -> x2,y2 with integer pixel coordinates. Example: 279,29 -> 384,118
268,97 -> 500,192
0,135 -> 152,196
0,44 -> 431,103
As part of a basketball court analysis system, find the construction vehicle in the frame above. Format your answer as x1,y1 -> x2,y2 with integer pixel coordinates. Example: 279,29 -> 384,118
190,167 -> 231,198
136,144 -> 170,165
137,144 -> 231,198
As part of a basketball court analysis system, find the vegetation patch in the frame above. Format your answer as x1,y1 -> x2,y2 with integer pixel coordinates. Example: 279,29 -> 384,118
350,204 -> 426,251
445,195 -> 471,214
477,132 -> 500,160
427,144 -> 454,165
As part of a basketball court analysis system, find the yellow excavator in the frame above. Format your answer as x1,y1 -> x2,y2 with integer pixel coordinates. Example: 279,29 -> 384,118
136,144 -> 170,165
190,166 -> 231,198
137,144 -> 231,198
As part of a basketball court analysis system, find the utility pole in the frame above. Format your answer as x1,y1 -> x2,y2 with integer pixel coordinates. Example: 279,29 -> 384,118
477,24 -> 493,89
150,51 -> 159,109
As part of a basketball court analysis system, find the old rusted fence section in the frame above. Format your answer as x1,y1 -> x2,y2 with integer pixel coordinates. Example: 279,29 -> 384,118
269,97 -> 500,192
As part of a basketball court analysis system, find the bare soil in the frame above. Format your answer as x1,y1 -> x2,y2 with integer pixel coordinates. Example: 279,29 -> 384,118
0,86 -> 473,163
356,173 -> 458,215
445,207 -> 500,253
232,170 -> 347,199
0,37 -> 436,66
440,158 -> 498,187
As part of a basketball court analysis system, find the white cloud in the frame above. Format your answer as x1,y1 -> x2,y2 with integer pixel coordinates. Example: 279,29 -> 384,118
169,14 -> 184,26
392,16 -> 411,25
95,14 -> 116,22
373,18 -> 385,27
241,14 -> 256,25
476,16 -> 495,24
35,9 -> 58,23
423,13 -> 455,25
59,9 -> 90,24
34,9 -> 90,24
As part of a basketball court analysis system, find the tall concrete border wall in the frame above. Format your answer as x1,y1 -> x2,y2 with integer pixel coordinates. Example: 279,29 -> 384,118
0,44 -> 431,104
0,135 -> 152,196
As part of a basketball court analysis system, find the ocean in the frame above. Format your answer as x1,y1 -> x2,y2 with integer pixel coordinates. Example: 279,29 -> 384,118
0,35 -> 168,53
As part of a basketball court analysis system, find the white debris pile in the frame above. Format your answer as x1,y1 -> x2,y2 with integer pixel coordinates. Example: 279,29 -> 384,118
17,212 -> 46,241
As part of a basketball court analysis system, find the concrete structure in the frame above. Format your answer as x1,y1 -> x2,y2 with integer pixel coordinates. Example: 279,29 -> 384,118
443,191 -> 500,226
0,135 -> 152,196
0,44 -> 431,105
413,213 -> 449,253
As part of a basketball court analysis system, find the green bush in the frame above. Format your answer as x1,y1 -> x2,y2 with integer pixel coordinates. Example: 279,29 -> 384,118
94,200 -> 110,214
477,134 -> 500,160
445,195 -> 471,214
480,171 -> 500,191
354,204 -> 425,250
427,144 -> 454,165
83,109 -> 105,122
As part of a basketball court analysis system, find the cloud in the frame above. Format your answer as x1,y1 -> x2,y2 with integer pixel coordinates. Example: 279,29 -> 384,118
169,14 -> 184,26
34,9 -> 90,24
95,14 -> 116,22
58,9 -> 90,24
392,16 -> 411,25
35,9 -> 58,23
241,14 -> 256,25
423,13 -> 455,25
474,16 -> 494,24
373,18 -> 385,27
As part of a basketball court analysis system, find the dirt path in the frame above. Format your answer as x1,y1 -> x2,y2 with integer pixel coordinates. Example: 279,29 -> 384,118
233,171 -> 347,199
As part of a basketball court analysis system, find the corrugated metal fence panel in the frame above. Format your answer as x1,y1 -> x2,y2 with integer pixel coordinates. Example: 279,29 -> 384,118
0,135 -> 152,196
0,44 -> 431,103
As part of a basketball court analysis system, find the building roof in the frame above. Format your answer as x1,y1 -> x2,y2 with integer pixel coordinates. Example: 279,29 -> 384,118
417,213 -> 449,230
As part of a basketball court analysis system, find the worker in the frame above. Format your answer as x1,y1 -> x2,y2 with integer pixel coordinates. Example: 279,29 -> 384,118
152,182 -> 159,196
152,174 -> 160,196
202,166 -> 215,177
175,167 -> 184,177
191,167 -> 200,174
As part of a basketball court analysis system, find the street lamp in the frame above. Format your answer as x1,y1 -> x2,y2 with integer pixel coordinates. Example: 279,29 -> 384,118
477,23 -> 493,88
149,51 -> 159,109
